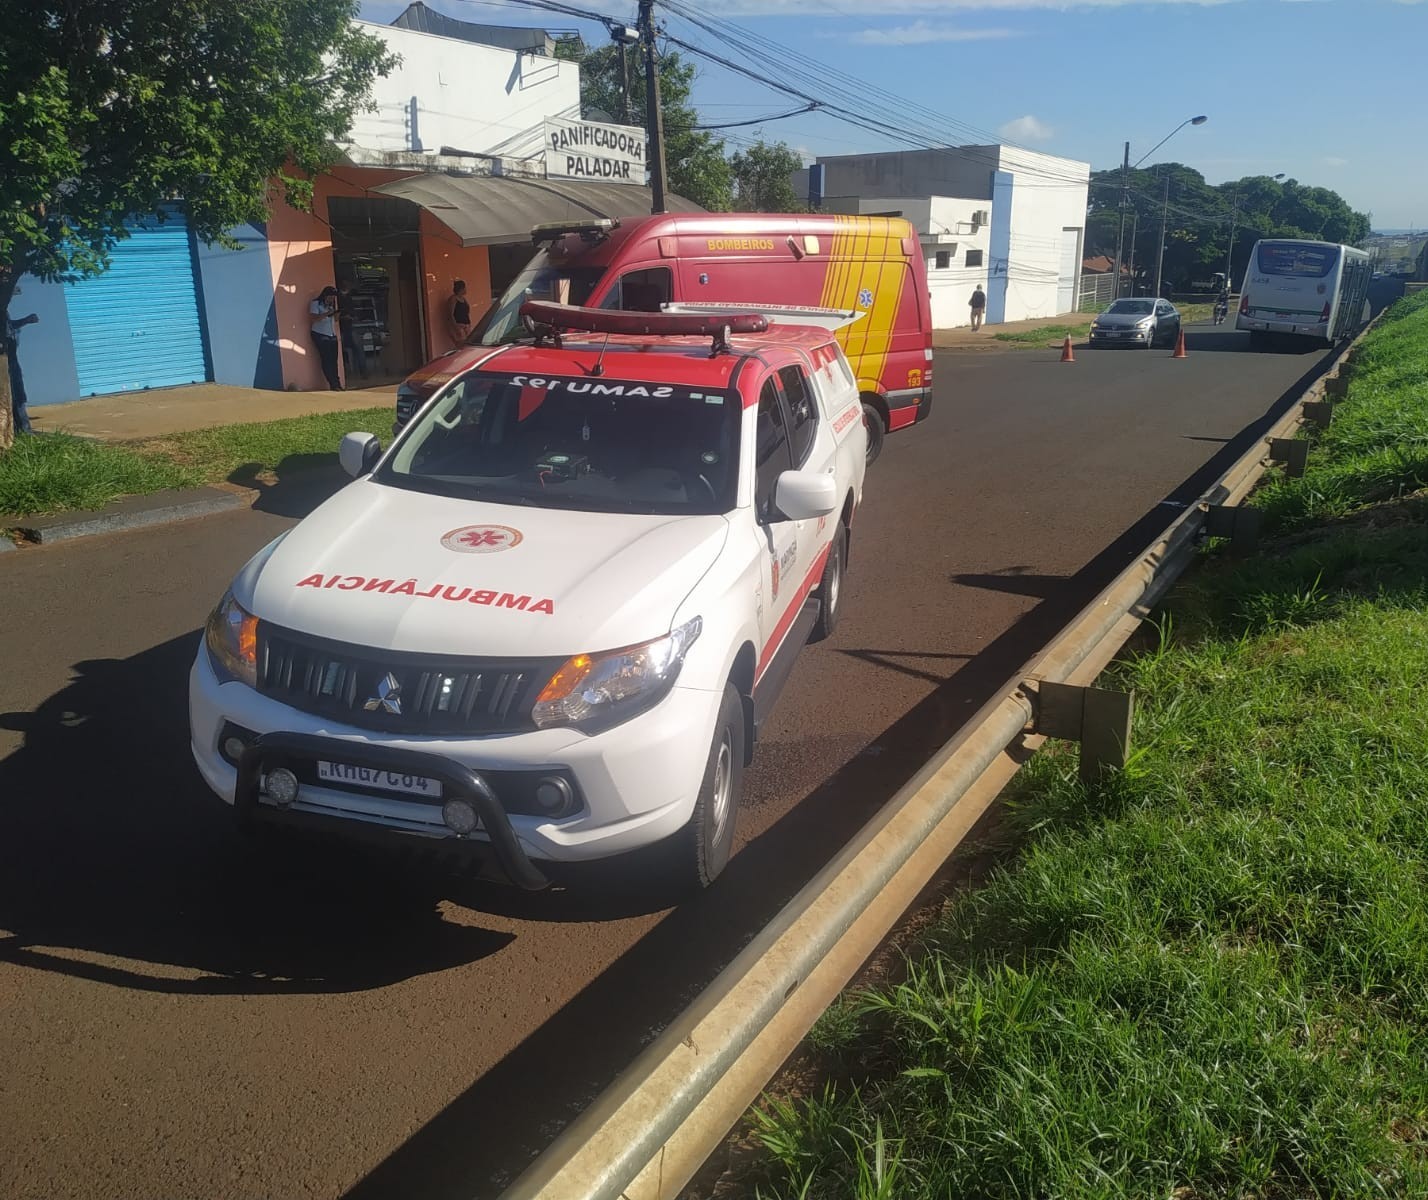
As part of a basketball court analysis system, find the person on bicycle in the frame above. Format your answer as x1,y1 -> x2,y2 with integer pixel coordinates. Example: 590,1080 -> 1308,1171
1214,286 -> 1230,324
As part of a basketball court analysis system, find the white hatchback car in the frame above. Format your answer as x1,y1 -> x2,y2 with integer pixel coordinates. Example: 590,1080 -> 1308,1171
190,303 -> 867,890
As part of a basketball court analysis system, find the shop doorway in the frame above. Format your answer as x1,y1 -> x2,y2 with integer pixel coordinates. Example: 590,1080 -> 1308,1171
327,196 -> 426,385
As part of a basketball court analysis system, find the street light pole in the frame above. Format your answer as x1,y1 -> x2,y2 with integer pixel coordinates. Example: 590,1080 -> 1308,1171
636,0 -> 668,214
1154,169 -> 1171,299
1112,141 -> 1130,300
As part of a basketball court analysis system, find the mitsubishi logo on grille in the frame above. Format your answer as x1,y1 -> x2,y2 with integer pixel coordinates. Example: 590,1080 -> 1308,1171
363,672 -> 403,715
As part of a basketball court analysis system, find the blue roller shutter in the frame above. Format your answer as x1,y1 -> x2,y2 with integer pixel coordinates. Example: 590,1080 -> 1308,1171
65,207 -> 210,395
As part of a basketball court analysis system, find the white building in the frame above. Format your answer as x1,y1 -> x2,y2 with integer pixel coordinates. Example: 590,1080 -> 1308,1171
804,145 -> 1091,327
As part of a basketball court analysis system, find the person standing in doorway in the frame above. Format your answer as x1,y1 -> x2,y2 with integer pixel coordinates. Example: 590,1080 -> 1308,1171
448,279 -> 472,349
969,285 -> 987,331
5,309 -> 39,434
310,286 -> 343,390
337,282 -> 367,382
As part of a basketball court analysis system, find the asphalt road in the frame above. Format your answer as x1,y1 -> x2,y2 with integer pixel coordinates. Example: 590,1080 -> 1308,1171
0,325 -> 1342,1199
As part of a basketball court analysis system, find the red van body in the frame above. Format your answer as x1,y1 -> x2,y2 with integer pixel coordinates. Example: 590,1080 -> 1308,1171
396,213 -> 934,459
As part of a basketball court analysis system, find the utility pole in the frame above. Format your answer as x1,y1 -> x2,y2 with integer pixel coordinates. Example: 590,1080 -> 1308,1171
619,43 -> 631,125
1223,187 -> 1239,289
1153,170 -> 1171,299
1111,141 -> 1130,300
637,0 -> 668,214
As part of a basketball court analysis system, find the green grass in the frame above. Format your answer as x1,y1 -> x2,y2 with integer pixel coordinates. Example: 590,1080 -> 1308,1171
0,406 -> 390,518
993,304 -> 1215,348
743,292 -> 1428,1198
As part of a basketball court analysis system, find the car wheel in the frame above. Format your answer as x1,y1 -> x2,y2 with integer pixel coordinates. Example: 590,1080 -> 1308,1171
861,401 -> 885,465
809,525 -> 846,644
670,683 -> 744,891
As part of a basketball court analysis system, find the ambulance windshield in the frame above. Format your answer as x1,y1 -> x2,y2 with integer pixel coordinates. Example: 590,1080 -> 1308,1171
378,370 -> 741,516
474,251 -> 606,346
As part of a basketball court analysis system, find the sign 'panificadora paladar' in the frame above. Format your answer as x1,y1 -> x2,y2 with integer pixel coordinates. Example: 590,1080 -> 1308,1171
544,117 -> 645,183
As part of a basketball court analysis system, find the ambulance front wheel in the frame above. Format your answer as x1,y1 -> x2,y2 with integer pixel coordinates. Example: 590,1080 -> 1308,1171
861,400 -> 885,465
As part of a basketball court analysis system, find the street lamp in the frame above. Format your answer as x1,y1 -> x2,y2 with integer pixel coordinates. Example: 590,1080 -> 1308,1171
1150,117 -> 1210,299
1223,172 -> 1285,289
1113,116 -> 1208,298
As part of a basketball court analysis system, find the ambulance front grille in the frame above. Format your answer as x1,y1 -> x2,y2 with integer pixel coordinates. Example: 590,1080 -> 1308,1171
256,624 -> 560,735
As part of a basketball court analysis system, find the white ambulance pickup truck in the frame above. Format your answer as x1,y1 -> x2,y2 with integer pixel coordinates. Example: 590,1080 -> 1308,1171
190,303 -> 868,890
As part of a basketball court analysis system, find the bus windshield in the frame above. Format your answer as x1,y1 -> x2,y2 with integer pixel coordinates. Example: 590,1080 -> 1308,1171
1257,243 -> 1340,279
472,252 -> 606,346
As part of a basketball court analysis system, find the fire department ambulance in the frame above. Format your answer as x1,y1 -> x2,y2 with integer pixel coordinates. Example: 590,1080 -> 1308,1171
397,213 -> 934,463
190,304 -> 867,891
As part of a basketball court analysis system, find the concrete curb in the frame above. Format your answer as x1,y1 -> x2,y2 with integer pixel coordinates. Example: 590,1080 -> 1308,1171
4,486 -> 249,547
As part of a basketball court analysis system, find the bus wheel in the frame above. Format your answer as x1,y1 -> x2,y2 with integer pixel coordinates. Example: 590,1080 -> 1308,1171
861,400 -> 886,465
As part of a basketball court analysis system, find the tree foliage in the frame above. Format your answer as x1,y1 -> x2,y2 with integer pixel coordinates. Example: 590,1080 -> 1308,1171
1085,162 -> 1371,294
729,140 -> 807,213
559,40 -> 732,212
0,0 -> 395,448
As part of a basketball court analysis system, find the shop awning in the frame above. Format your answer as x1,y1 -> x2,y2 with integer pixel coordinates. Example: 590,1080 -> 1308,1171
370,174 -> 703,247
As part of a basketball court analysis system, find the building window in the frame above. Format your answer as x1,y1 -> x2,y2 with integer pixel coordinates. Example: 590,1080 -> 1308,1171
935,251 -> 951,270
965,249 -> 984,268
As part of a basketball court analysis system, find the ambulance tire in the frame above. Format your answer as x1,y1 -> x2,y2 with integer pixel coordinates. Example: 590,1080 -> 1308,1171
670,683 -> 744,892
809,525 -> 845,644
862,400 -> 885,465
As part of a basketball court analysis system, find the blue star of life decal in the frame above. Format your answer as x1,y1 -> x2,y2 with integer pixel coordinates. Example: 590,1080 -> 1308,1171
857,288 -> 874,308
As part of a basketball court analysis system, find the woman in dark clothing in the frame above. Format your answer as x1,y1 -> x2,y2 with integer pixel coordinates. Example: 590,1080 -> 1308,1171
448,279 -> 472,348
309,285 -> 343,390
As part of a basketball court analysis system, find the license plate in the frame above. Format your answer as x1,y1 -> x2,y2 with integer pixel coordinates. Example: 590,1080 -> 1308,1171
317,761 -> 443,799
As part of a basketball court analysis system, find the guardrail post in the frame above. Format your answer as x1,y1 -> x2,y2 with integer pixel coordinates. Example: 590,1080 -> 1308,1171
1324,374 -> 1351,398
1302,400 -> 1334,430
1033,681 -> 1135,783
1204,503 -> 1262,550
1267,437 -> 1310,478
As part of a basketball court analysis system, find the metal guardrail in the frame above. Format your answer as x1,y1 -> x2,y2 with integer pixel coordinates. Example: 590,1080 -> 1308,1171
498,325 -> 1374,1200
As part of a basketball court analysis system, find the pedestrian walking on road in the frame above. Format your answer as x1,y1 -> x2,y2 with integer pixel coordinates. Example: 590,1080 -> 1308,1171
5,308 -> 39,434
310,286 -> 343,390
969,285 -> 987,331
448,279 -> 472,348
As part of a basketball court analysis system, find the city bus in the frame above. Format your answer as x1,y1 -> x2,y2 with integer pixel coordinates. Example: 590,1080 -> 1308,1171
1237,239 -> 1372,348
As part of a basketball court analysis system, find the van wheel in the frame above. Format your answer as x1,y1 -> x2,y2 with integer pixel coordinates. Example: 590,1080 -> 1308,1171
669,684 -> 744,892
862,402 -> 885,465
809,526 -> 845,644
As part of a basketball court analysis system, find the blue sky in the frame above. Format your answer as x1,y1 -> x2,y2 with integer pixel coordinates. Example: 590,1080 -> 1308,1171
360,0 -> 1428,229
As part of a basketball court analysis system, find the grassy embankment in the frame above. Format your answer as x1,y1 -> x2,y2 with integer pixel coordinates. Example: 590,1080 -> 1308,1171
0,407 -> 390,518
994,303 -> 1215,347
743,291 -> 1428,1199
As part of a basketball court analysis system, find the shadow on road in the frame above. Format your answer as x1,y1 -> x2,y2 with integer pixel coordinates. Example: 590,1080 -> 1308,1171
0,634 -> 513,994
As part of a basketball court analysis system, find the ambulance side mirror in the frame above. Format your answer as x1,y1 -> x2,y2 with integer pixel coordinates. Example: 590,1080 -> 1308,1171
340,432 -> 382,478
772,470 -> 837,522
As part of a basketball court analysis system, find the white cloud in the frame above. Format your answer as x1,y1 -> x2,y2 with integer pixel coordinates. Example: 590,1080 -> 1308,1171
846,21 -> 1021,43
999,114 -> 1054,142
1322,156 -> 1349,167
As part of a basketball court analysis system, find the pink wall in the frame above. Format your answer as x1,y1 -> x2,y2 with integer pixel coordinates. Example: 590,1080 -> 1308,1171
419,209 -> 491,361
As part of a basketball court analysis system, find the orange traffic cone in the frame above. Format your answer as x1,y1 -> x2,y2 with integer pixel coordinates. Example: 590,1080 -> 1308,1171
1060,334 -> 1075,363
1171,328 -> 1188,358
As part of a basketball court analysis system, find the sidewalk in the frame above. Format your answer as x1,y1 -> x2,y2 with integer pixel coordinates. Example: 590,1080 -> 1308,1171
932,312 -> 1088,351
30,380 -> 397,442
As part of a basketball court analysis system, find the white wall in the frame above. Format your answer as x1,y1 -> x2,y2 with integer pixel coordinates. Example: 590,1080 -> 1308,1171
348,22 -> 581,163
997,146 -> 1089,323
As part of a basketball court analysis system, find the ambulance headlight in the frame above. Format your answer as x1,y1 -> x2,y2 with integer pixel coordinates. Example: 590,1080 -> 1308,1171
532,617 -> 702,732
204,590 -> 259,688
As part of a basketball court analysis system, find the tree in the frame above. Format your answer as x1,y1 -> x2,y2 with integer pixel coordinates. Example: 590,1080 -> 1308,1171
558,40 -> 732,212
0,0 -> 396,449
729,140 -> 807,213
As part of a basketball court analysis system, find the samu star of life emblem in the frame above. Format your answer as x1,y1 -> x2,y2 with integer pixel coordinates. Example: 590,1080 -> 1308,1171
441,524 -> 524,554
363,672 -> 403,714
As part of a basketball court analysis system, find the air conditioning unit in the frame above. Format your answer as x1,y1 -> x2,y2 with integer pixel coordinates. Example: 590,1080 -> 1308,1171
971,209 -> 990,228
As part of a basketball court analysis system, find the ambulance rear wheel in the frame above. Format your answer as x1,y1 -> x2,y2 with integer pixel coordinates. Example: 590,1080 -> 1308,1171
862,401 -> 885,465
669,683 -> 744,892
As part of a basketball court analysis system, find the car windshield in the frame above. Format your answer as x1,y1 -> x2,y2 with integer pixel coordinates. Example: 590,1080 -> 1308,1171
376,370 -> 741,516
1106,300 -> 1155,315
1257,242 -> 1340,279
473,253 -> 606,346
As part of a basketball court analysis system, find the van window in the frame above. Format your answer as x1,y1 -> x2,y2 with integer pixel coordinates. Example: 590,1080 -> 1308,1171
754,377 -> 792,519
601,267 -> 673,313
779,366 -> 818,466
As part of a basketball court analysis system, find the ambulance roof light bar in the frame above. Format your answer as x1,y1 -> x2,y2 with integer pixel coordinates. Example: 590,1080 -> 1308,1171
662,302 -> 865,332
519,301 -> 768,355
530,218 -> 618,246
